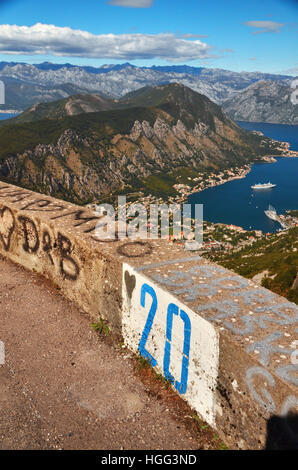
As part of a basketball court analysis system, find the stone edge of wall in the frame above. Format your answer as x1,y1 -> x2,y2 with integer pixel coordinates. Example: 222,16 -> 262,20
0,183 -> 297,450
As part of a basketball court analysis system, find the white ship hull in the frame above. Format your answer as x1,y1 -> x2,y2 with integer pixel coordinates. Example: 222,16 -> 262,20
265,210 -> 279,221
251,183 -> 276,190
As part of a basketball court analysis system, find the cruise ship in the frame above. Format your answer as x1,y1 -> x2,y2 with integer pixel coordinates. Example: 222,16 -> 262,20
265,205 -> 279,221
264,205 -> 290,229
251,182 -> 276,190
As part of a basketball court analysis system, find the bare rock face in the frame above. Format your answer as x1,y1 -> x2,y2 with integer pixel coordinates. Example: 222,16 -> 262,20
193,122 -> 209,137
223,80 -> 298,124
141,120 -> 154,139
153,117 -> 171,140
129,121 -> 143,142
172,119 -> 187,139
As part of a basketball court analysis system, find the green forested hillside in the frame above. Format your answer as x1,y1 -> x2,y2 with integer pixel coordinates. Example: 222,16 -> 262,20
212,227 -> 298,304
0,106 -> 158,162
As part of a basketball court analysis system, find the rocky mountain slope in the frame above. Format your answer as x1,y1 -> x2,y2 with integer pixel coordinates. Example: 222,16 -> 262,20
0,77 -> 91,112
223,81 -> 298,124
0,61 -> 292,113
0,84 -> 284,204
0,93 -> 119,124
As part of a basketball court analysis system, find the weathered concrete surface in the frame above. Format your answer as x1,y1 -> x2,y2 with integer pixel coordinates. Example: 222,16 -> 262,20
0,181 -> 297,449
123,261 -> 298,449
0,256 -> 209,450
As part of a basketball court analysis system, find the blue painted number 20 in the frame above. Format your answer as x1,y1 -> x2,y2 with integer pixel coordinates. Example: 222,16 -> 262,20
138,283 -> 191,395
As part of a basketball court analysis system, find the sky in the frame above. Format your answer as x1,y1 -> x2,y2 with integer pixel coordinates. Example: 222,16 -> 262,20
0,0 -> 297,74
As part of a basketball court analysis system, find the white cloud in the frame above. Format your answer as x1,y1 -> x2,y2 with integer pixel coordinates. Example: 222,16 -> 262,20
0,23 -> 212,62
180,33 -> 208,38
108,0 -> 153,7
245,21 -> 285,34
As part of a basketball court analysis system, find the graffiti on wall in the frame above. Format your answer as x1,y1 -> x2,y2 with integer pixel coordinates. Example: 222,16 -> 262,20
134,259 -> 298,423
122,263 -> 219,426
0,206 -> 15,251
1,182 -> 297,432
0,184 -> 104,236
0,205 -> 80,281
0,185 -> 156,258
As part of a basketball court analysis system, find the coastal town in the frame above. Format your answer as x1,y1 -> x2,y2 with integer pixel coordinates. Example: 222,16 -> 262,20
88,192 -> 298,257
87,141 -> 298,256
82,121 -> 298,264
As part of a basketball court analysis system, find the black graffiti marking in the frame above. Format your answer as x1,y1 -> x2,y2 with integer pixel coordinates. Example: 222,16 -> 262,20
57,232 -> 80,281
117,241 -> 153,258
21,199 -> 67,212
0,187 -> 16,194
91,236 -> 118,243
0,206 -> 15,251
42,231 -> 54,265
73,210 -> 104,227
125,271 -> 136,300
18,216 -> 40,254
0,190 -> 32,203
0,191 -> 81,281
18,218 -> 79,279
51,209 -> 102,227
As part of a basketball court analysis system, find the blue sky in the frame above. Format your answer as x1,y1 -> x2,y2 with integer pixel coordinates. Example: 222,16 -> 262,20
0,0 -> 297,74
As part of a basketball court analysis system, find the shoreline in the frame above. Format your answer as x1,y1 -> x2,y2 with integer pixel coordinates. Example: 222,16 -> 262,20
134,145 -> 297,215
271,139 -> 298,158
177,165 -> 251,203
176,141 -> 298,204
238,120 -> 298,127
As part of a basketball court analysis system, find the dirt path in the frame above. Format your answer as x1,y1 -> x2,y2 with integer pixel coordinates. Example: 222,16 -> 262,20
0,256 -> 219,450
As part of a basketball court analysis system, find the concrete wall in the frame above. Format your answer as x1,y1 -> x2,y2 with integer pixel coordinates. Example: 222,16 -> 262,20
0,181 -> 297,449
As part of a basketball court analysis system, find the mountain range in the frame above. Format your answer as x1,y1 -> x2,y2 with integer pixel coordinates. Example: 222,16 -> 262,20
0,83 -> 284,204
0,61 -> 295,123
224,80 -> 298,124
